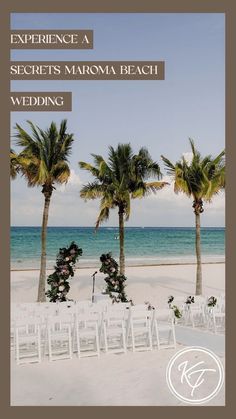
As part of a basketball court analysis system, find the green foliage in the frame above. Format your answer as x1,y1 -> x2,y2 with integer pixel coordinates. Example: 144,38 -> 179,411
99,252 -> 128,302
161,138 -> 225,214
10,148 -> 20,179
79,143 -> 167,228
172,305 -> 182,319
13,119 -> 74,193
46,242 -> 82,302
167,296 -> 182,319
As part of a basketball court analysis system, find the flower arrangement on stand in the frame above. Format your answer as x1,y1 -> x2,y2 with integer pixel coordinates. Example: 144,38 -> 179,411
144,301 -> 155,310
207,296 -> 217,307
167,295 -> 174,306
46,241 -> 82,302
185,295 -> 195,305
99,252 -> 129,303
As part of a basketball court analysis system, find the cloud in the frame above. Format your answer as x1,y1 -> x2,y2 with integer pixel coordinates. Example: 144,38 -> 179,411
11,175 -> 225,227
182,151 -> 193,164
149,175 -> 224,209
204,192 -> 225,211
57,169 -> 82,194
148,176 -> 189,207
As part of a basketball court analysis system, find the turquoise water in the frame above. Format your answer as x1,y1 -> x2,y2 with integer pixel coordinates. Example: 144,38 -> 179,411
11,227 -> 225,270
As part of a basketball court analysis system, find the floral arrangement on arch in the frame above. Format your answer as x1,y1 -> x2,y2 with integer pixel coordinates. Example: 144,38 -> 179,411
46,241 -> 82,302
99,252 -> 128,303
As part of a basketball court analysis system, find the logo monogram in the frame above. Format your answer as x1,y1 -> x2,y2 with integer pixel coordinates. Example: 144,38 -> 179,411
166,347 -> 224,404
178,360 -> 216,397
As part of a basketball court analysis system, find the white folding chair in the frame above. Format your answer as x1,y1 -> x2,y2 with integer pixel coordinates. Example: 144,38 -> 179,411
15,316 -> 42,365
74,300 -> 93,315
93,294 -> 111,304
101,307 -> 128,354
74,312 -> 100,358
56,302 -> 76,318
205,296 -> 225,334
131,304 -> 149,311
217,296 -> 225,313
47,314 -> 73,361
188,302 -> 206,328
152,309 -> 176,349
194,296 -> 206,305
212,308 -> 225,334
126,308 -> 153,352
38,302 -> 58,321
173,296 -> 186,304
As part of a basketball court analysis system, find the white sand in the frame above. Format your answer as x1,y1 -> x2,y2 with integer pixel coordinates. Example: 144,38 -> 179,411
11,343 -> 225,406
11,263 -> 225,306
11,263 -> 225,406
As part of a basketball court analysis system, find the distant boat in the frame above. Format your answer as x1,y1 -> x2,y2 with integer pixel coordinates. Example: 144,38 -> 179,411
114,235 -> 119,240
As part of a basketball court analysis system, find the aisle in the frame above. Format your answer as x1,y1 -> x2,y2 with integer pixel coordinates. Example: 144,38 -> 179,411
175,325 -> 225,356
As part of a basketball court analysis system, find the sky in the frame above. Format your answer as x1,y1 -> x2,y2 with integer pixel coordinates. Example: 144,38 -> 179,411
10,13 -> 225,227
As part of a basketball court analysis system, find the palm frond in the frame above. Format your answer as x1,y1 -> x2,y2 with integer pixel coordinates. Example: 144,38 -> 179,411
51,162 -> 70,184
162,139 -> 225,207
145,181 -> 169,194
80,182 -> 105,200
14,120 -> 75,189
80,143 -> 165,228
79,161 -> 100,177
95,206 -> 110,229
10,149 -> 19,179
161,155 -> 176,176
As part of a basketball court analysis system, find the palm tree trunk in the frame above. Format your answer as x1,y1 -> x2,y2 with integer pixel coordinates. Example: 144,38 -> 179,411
195,211 -> 202,295
118,206 -> 125,275
37,194 -> 51,302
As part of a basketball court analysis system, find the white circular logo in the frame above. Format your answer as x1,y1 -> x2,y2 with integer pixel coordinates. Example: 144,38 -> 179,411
166,346 -> 224,404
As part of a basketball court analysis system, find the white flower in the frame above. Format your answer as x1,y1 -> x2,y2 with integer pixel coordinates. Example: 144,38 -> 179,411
59,285 -> 65,291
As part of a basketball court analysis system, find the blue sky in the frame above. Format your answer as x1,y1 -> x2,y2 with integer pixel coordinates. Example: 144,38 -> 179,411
10,13 -> 225,227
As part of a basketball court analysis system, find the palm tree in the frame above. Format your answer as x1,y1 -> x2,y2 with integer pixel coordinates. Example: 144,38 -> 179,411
10,148 -> 20,179
14,120 -> 74,302
161,139 -> 225,295
79,143 -> 167,275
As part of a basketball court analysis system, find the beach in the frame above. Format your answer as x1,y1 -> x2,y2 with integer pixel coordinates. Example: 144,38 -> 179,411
11,262 -> 225,305
11,341 -> 225,406
11,263 -> 225,406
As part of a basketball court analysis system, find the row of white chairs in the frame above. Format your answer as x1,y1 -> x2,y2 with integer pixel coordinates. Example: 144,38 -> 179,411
11,302 -> 176,365
171,295 -> 225,333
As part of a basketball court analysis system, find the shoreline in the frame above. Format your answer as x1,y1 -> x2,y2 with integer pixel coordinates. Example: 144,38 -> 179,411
11,260 -> 225,272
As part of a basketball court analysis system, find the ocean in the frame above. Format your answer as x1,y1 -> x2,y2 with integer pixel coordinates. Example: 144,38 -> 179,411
11,226 -> 225,270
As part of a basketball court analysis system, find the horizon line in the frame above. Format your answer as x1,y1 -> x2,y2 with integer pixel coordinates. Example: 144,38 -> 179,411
11,225 -> 225,228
